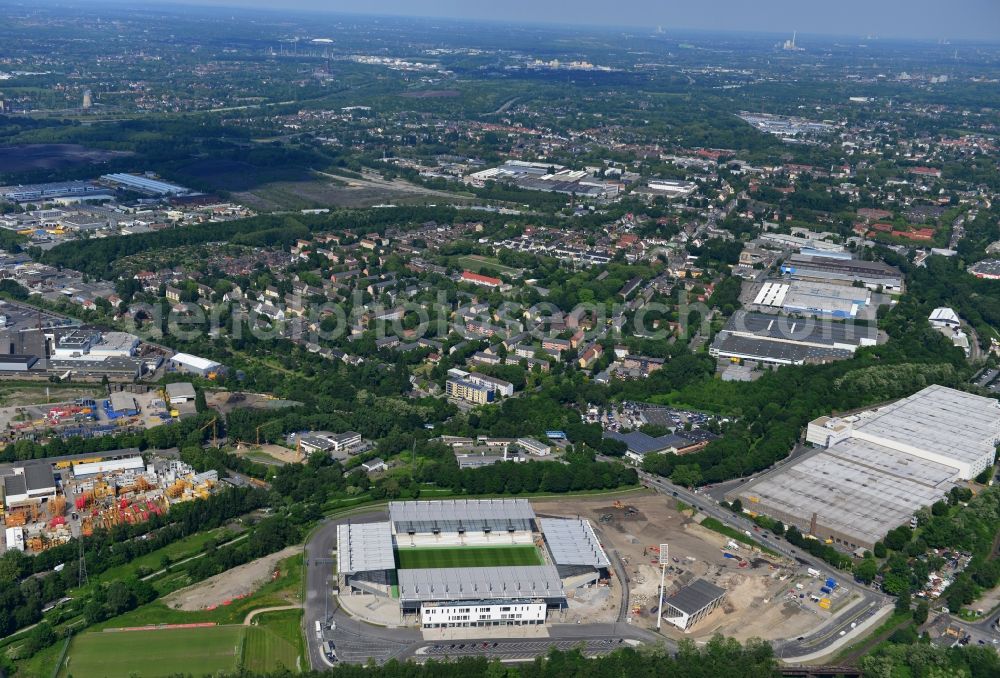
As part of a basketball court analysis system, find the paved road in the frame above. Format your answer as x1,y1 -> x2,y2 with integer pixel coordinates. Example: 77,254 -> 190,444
303,464 -> 892,667
303,509 -> 419,668
302,509 -> 673,668
415,637 -> 636,661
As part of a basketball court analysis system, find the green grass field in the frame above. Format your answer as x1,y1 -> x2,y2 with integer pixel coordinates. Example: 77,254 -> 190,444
242,609 -> 303,673
59,626 -> 244,678
395,545 -> 542,569
454,254 -> 520,276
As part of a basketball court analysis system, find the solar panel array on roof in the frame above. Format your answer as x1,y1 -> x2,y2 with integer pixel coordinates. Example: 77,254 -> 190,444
336,522 -> 395,575
397,565 -> 564,604
539,518 -> 610,569
389,499 -> 535,534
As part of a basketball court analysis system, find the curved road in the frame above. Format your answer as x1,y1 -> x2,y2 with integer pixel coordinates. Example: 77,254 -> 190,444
633,468 -> 892,659
303,467 -> 892,667
302,509 -> 673,668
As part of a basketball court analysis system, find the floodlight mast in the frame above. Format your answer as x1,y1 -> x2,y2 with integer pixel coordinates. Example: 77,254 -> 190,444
656,543 -> 669,630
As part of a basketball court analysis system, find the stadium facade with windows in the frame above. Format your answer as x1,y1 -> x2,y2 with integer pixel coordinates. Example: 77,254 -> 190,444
335,499 -> 611,628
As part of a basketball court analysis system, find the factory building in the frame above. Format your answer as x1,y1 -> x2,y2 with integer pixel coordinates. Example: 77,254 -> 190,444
2,464 -> 57,510
709,310 -> 878,366
806,385 -> 1000,480
0,181 -> 106,203
0,355 -> 38,371
100,173 -> 190,196
781,254 -> 904,293
105,392 -> 140,418
644,179 -> 698,199
48,329 -> 139,360
752,280 -> 871,319
732,385 -> 1000,551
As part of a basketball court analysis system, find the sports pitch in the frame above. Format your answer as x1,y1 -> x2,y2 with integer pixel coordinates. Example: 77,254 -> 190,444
395,544 -> 543,569
59,626 -> 244,678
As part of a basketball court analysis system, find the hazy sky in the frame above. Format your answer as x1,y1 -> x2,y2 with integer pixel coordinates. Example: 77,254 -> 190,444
152,0 -> 1000,41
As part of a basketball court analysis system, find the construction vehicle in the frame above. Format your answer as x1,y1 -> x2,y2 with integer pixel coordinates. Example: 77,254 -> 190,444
613,500 -> 625,509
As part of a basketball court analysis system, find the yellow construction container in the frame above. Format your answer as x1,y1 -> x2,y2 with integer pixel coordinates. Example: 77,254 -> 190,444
819,598 -> 831,609
55,461 -> 72,470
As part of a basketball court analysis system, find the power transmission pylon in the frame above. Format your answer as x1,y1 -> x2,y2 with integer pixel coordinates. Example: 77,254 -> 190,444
78,536 -> 88,587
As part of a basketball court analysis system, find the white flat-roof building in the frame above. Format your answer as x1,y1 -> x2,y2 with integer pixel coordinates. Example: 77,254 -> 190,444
73,456 -> 145,479
744,385 -> 1000,551
516,437 -> 551,456
5,526 -> 24,552
929,307 -> 961,329
737,439 -> 958,550
169,352 -> 222,377
844,385 -> 999,480
101,173 -> 190,196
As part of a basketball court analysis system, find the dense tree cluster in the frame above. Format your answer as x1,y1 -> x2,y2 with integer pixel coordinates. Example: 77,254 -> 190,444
213,637 -> 781,678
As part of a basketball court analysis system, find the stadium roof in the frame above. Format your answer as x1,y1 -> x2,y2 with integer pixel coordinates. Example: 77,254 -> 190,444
397,564 -> 565,604
389,499 -> 535,533
336,522 -> 395,575
664,579 -> 726,615
539,518 -> 610,569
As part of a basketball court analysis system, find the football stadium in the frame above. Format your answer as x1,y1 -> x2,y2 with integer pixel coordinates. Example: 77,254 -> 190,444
335,499 -> 610,628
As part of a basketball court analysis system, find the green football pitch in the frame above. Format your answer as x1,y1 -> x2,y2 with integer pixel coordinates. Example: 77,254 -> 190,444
59,626 -> 244,678
395,545 -> 543,569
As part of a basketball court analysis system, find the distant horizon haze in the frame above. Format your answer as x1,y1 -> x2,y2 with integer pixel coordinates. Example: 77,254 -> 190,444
99,0 -> 1000,42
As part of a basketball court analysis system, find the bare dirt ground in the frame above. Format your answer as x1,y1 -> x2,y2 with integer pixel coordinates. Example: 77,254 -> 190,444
531,494 -> 813,641
235,443 -> 302,466
235,170 -> 476,211
163,545 -> 300,611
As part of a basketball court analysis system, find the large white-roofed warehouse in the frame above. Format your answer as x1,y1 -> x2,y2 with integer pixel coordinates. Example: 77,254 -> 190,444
729,384 -> 1000,552
333,499 -> 618,628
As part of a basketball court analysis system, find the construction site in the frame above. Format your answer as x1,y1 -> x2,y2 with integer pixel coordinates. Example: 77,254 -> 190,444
530,494 -> 850,642
0,383 -> 199,446
1,449 -> 220,555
